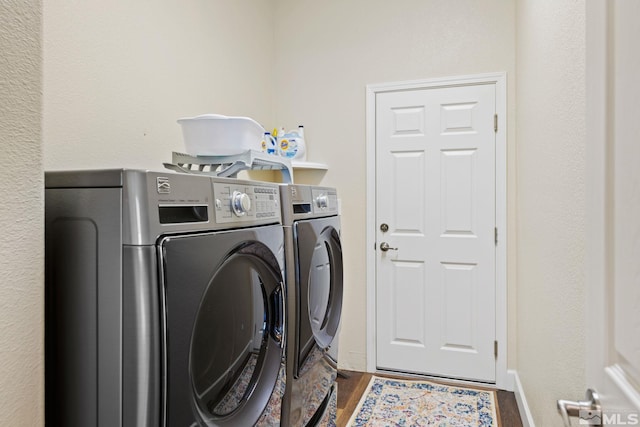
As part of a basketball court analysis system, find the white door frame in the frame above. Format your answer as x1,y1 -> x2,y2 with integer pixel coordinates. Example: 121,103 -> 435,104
365,72 -> 508,389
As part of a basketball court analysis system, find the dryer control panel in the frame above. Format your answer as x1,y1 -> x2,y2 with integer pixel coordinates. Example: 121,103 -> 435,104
213,182 -> 280,224
311,187 -> 338,215
279,184 -> 339,223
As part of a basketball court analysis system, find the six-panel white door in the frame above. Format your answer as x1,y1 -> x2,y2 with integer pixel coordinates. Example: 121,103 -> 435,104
375,83 -> 497,382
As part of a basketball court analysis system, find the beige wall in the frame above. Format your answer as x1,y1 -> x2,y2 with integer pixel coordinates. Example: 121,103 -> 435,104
516,0 -> 586,425
0,0 -> 44,425
43,0 -> 276,171
272,0 -> 517,371
37,1 -> 591,425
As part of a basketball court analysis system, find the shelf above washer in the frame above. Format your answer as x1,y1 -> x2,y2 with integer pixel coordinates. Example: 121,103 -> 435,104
291,161 -> 328,170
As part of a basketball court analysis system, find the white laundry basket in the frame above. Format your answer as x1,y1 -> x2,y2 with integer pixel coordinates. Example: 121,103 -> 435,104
177,114 -> 265,156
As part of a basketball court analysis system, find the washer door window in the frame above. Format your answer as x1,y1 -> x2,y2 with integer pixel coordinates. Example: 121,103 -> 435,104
159,226 -> 284,427
294,216 -> 343,375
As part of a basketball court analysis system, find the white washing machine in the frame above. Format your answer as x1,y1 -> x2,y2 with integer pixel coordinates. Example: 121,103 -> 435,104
45,169 -> 286,426
279,185 -> 343,427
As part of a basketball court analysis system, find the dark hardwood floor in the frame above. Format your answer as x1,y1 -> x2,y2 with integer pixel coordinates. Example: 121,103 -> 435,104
335,370 -> 523,427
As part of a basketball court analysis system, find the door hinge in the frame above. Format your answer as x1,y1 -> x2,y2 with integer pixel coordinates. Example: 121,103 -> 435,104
494,340 -> 498,359
494,114 -> 498,133
494,227 -> 498,245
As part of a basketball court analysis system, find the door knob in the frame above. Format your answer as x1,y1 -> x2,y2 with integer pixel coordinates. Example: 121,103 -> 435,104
379,242 -> 398,252
557,389 -> 602,427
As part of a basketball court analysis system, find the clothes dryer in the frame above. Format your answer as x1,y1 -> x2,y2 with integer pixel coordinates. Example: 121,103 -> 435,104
45,170 -> 285,427
279,185 -> 343,427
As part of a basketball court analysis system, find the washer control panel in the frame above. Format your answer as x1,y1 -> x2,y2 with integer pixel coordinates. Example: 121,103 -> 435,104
213,182 -> 280,224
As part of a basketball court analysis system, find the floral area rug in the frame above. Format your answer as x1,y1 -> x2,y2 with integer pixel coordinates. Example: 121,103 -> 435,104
347,376 -> 498,427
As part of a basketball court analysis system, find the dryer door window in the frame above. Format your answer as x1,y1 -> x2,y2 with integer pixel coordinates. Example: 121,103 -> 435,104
159,227 -> 284,427
294,217 -> 343,371
190,245 -> 284,419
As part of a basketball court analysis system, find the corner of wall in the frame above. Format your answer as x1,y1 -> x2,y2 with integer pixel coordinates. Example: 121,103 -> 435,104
0,0 -> 44,425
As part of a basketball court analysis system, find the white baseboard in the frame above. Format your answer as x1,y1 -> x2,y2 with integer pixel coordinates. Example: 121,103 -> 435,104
507,370 -> 536,427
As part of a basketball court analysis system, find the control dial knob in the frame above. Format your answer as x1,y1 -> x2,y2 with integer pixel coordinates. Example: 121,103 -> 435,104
315,194 -> 328,209
231,191 -> 251,216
